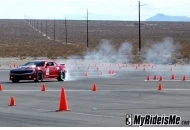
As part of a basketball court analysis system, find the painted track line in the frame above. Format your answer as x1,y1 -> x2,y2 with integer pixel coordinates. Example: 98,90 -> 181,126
144,80 -> 190,82
2,89 -> 190,92
37,108 -> 124,119
0,104 -> 123,119
69,112 -> 123,119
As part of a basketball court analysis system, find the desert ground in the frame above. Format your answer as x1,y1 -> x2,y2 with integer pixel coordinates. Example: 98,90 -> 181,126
0,19 -> 189,64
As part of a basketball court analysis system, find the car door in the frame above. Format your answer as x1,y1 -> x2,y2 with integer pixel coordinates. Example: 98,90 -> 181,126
53,62 -> 59,76
46,62 -> 56,77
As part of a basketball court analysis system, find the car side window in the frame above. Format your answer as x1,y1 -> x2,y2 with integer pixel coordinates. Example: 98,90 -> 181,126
53,62 -> 57,66
36,61 -> 45,67
47,62 -> 54,66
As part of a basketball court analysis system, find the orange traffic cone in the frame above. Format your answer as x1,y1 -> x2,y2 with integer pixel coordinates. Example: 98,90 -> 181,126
143,68 -> 146,71
9,96 -> 16,106
0,84 -> 3,91
41,84 -> 46,91
109,70 -> 114,75
153,75 -> 157,80
112,70 -> 115,75
158,83 -> 163,91
146,76 -> 150,81
159,76 -> 163,81
57,87 -> 71,111
85,72 -> 88,76
183,76 -> 187,81
92,84 -> 97,91
171,74 -> 175,80
100,71 -> 103,75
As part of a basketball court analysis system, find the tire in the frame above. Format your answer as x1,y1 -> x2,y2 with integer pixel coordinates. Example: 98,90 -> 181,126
11,79 -> 19,83
57,70 -> 65,81
34,71 -> 43,82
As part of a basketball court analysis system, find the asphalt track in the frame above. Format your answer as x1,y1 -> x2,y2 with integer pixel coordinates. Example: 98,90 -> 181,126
0,64 -> 190,127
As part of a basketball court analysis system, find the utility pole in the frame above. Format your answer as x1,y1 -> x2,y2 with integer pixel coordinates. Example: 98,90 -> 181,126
65,17 -> 67,44
46,20 -> 47,38
41,20 -> 42,34
33,19 -> 36,29
54,19 -> 55,40
138,1 -> 147,52
87,9 -> 89,48
37,20 -> 38,31
138,1 -> 141,52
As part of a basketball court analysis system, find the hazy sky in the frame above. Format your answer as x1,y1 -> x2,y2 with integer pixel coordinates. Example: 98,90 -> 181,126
1,0 -> 190,20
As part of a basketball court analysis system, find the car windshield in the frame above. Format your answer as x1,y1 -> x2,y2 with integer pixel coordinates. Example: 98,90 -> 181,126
23,61 -> 45,67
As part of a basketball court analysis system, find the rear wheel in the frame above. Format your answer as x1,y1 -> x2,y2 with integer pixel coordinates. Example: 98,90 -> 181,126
57,70 -> 65,81
34,71 -> 43,82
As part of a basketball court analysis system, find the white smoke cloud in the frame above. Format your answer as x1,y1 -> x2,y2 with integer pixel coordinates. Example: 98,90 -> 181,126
56,39 -> 133,81
83,39 -> 133,63
141,37 -> 186,77
143,37 -> 176,64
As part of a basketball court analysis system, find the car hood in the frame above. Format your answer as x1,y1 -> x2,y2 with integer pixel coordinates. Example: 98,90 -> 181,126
11,65 -> 36,71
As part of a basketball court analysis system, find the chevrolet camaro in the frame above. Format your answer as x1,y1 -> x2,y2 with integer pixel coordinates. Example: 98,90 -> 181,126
9,60 -> 66,83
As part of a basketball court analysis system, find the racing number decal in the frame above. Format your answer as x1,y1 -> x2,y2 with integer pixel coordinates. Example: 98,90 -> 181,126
46,68 -> 50,75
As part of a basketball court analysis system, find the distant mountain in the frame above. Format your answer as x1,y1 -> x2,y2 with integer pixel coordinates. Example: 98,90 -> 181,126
146,13 -> 190,22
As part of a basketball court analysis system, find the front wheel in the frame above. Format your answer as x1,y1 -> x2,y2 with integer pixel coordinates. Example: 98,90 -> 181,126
34,71 -> 43,82
57,70 -> 65,81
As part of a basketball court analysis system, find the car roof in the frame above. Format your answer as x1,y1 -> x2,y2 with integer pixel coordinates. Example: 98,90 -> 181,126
31,60 -> 56,62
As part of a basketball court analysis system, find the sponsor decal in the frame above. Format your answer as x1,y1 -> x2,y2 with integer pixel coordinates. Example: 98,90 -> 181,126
46,68 -> 49,75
